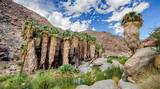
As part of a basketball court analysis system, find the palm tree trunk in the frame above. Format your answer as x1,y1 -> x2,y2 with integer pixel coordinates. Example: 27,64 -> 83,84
83,40 -> 88,61
89,42 -> 96,61
24,40 -> 37,73
71,37 -> 80,67
63,39 -> 70,64
79,40 -> 84,61
123,22 -> 141,55
40,32 -> 49,69
21,27 -> 37,74
98,48 -> 103,58
48,36 -> 57,68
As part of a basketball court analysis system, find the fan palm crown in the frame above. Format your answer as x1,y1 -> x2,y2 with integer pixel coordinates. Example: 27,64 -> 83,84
121,11 -> 143,26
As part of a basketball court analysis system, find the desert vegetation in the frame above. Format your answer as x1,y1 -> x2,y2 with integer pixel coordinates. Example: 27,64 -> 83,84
0,64 -> 122,89
21,20 -> 104,73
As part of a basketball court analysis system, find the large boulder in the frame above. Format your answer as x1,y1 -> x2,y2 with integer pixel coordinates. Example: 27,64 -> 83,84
124,47 -> 157,75
76,79 -> 116,89
118,80 -> 139,89
92,58 -> 108,66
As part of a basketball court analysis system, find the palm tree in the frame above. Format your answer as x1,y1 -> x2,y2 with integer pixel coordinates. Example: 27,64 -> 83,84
48,27 -> 60,68
96,43 -> 103,58
121,11 -> 143,55
87,35 -> 96,61
150,27 -> 160,68
21,20 -> 38,73
62,30 -> 71,64
40,25 -> 49,69
70,32 -> 80,66
79,33 -> 88,61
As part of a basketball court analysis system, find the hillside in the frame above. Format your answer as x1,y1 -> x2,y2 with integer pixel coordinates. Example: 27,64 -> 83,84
0,0 -> 130,60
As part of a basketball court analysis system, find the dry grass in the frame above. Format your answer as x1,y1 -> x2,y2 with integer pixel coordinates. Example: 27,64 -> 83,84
134,63 -> 160,89
140,75 -> 160,89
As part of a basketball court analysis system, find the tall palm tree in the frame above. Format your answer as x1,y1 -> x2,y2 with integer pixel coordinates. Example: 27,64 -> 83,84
21,20 -> 38,73
80,33 -> 88,61
62,30 -> 71,64
87,35 -> 96,61
121,11 -> 143,55
48,27 -> 60,68
70,32 -> 80,66
40,25 -> 49,69
96,43 -> 103,58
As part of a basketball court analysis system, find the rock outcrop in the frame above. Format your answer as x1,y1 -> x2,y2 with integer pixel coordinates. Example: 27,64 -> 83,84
76,79 -> 116,89
124,47 -> 158,76
0,0 -> 51,60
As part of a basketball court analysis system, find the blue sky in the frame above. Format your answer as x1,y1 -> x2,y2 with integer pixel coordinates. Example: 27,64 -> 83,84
13,0 -> 160,39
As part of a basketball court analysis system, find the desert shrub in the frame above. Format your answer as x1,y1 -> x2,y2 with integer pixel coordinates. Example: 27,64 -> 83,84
150,27 -> 160,52
79,72 -> 93,85
0,74 -> 30,89
30,70 -> 55,89
58,64 -> 79,73
0,66 -> 123,89
79,66 -> 123,86
107,56 -> 128,65
140,75 -> 160,89
103,67 -> 123,79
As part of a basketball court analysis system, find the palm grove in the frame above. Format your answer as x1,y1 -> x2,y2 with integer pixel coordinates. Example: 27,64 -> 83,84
20,20 -> 104,73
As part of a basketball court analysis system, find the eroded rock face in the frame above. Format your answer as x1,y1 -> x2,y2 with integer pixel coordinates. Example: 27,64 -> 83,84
124,47 -> 157,76
0,0 -> 51,60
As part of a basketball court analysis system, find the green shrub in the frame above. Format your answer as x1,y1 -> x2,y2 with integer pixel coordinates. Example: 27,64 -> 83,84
0,74 -> 30,89
103,67 -> 123,79
79,72 -> 94,85
107,56 -> 128,65
150,27 -> 160,52
58,64 -> 79,73
31,70 -> 55,89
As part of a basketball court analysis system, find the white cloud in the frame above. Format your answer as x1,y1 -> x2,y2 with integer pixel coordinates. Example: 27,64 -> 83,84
13,0 -> 55,18
133,2 -> 150,13
107,2 -> 149,22
70,20 -> 91,32
48,12 -> 91,32
111,23 -> 124,35
48,12 -> 71,30
63,0 -> 97,16
92,27 -> 96,31
105,0 -> 131,12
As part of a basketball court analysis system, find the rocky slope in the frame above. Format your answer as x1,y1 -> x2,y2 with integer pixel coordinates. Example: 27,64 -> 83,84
0,0 -> 130,61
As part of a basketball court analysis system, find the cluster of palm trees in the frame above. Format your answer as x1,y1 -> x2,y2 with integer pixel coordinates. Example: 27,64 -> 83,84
21,20 -> 104,73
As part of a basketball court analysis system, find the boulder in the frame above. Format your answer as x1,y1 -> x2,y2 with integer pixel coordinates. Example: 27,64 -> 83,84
76,85 -> 89,89
92,58 -> 107,66
118,80 -> 139,89
124,47 -> 157,75
76,79 -> 116,89
78,62 -> 92,73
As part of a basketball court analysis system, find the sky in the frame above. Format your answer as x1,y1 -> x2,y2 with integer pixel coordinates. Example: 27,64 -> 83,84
13,0 -> 160,39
